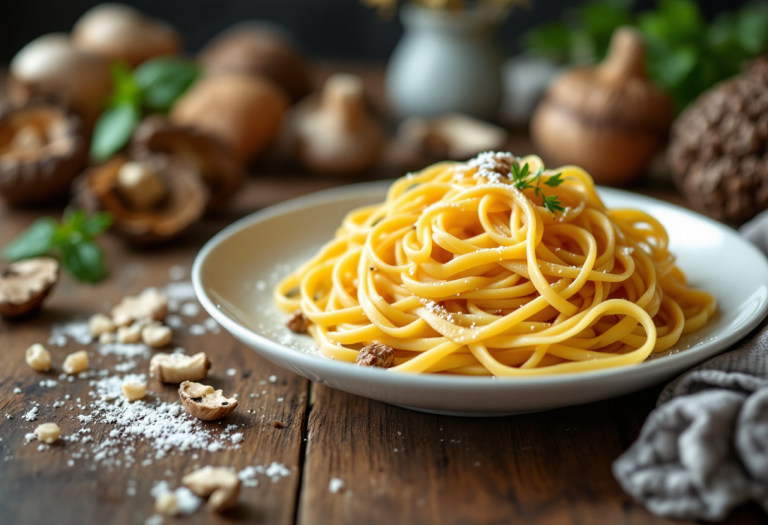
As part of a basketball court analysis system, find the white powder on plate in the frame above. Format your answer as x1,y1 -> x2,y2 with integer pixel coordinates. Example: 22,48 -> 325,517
329,478 -> 344,493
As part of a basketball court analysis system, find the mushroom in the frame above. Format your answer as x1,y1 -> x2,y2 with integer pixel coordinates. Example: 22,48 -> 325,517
132,117 -> 244,211
150,352 -> 211,384
76,154 -> 208,245
8,34 -> 112,128
530,27 -> 673,186
355,343 -> 395,368
71,3 -> 182,68
178,381 -> 238,421
395,114 -> 508,164
291,73 -> 386,174
0,257 -> 59,318
171,74 -> 289,163
199,22 -> 312,103
111,287 -> 168,326
0,100 -> 88,206
182,466 -> 241,512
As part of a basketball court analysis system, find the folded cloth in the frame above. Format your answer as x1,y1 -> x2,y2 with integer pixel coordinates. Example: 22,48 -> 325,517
613,216 -> 768,521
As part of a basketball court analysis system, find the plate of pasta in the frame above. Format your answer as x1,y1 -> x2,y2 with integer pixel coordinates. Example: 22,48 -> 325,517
193,153 -> 768,415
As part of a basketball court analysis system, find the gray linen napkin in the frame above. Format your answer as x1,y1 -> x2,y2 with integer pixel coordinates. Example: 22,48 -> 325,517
612,214 -> 768,521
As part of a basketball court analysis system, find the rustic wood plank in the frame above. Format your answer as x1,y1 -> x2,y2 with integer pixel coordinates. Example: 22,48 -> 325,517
297,385 -> 766,525
0,181 -> 312,525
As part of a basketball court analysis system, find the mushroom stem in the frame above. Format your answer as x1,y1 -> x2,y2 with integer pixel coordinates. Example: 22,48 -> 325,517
320,74 -> 367,132
597,27 -> 647,84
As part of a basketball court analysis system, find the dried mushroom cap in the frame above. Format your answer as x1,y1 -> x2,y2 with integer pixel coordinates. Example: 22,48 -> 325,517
199,22 -> 312,102
397,114 -> 508,162
132,117 -> 244,211
0,257 -> 58,318
0,101 -> 87,205
111,287 -> 168,326
72,3 -> 182,68
355,343 -> 395,368
76,154 -> 208,246
182,466 -> 241,512
668,58 -> 768,225
179,381 -> 238,421
150,352 -> 211,384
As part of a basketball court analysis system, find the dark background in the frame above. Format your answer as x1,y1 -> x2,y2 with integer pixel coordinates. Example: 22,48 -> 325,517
0,0 -> 754,64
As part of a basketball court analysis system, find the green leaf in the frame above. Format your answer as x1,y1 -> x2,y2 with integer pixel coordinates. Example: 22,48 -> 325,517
109,62 -> 143,107
89,102 -> 141,163
3,218 -> 57,261
135,58 -> 200,112
524,22 -> 573,62
648,45 -> 698,87
735,4 -> 768,55
61,241 -> 106,283
82,212 -> 114,238
544,172 -> 565,187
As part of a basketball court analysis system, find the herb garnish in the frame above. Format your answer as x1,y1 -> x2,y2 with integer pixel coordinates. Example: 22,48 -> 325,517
4,210 -> 113,283
509,161 -> 566,214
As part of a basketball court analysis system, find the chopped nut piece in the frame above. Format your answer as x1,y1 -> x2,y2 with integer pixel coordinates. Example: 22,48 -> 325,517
0,257 -> 59,318
142,323 -> 172,348
122,380 -> 147,402
111,288 -> 168,326
62,350 -> 89,374
99,331 -> 116,344
286,310 -> 309,333
271,421 -> 285,429
25,343 -> 51,372
355,343 -> 395,368
88,313 -> 114,337
34,422 -> 61,444
116,323 -> 143,344
182,466 -> 241,513
150,352 -> 210,384
116,161 -> 168,211
179,381 -> 238,421
155,491 -> 179,516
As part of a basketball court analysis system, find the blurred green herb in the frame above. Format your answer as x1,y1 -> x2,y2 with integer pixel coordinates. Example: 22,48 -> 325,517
90,58 -> 200,163
4,210 -> 114,283
524,0 -> 768,110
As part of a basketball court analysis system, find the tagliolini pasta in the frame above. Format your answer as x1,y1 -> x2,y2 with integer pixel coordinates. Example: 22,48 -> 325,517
275,152 -> 716,376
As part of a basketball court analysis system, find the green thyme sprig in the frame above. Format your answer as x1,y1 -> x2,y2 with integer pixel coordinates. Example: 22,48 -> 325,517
509,162 -> 566,214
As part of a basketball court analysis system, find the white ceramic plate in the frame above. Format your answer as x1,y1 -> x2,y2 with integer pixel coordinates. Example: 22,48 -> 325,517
193,182 -> 768,416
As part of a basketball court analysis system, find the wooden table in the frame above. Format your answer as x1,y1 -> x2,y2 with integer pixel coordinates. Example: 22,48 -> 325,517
0,66 -> 764,525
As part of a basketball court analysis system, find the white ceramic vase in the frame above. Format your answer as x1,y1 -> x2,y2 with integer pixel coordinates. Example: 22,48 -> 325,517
386,5 -> 504,120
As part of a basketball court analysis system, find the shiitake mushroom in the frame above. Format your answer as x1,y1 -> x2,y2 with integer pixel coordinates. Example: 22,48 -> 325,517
131,117 -> 244,211
76,154 -> 207,246
199,22 -> 312,103
72,3 -> 182,68
0,100 -> 88,206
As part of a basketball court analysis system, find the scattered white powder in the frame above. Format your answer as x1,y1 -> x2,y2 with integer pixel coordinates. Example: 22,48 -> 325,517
231,433 -> 244,444
22,407 -> 38,421
203,318 -> 220,334
145,516 -> 164,525
268,375 -> 277,383
48,321 -> 93,347
98,343 -> 150,360
150,482 -> 200,516
180,303 -> 200,317
189,324 -> 205,336
166,315 -> 184,329
13,388 -> 22,394
265,462 -> 291,482
255,280 -> 267,292
164,282 -> 197,302
329,478 -> 345,493
168,265 -> 186,281
39,380 -> 58,388
226,368 -> 237,377
24,433 -> 36,444
238,462 -> 291,486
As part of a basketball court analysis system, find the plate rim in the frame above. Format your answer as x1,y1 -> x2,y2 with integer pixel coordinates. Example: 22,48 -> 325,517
192,181 -> 768,389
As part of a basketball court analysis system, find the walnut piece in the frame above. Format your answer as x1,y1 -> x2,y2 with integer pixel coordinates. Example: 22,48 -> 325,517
286,310 -> 309,333
142,322 -> 172,348
63,350 -> 89,375
355,343 -> 395,368
25,343 -> 51,372
88,313 -> 115,336
111,288 -> 168,327
0,257 -> 59,318
155,491 -> 179,516
182,466 -> 241,512
150,352 -> 210,383
178,381 -> 238,421
34,422 -> 61,444
116,323 -> 143,344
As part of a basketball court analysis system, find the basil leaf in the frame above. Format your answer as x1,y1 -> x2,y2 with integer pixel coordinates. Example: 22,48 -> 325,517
135,58 -> 200,112
90,102 -> 141,163
82,212 -> 114,238
109,62 -> 143,106
3,218 -> 58,261
61,241 -> 106,283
